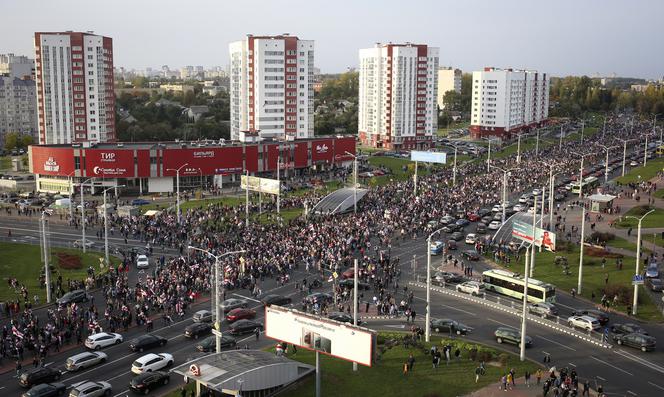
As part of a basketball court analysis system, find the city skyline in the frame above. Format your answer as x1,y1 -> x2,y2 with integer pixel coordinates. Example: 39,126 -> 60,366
1,0 -> 662,79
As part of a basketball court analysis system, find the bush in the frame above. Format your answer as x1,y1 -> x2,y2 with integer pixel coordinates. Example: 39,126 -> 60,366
56,253 -> 82,270
589,231 -> 615,244
498,353 -> 509,367
603,284 -> 632,306
585,246 -> 624,258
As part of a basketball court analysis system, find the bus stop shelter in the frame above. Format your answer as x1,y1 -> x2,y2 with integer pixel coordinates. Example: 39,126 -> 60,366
587,193 -> 616,213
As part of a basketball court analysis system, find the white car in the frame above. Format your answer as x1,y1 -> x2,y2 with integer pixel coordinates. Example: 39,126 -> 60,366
491,205 -> 502,213
513,203 -> 527,212
532,188 -> 542,196
85,332 -> 123,350
465,234 -> 477,244
131,353 -> 174,374
65,351 -> 107,371
73,239 -> 95,248
567,315 -> 601,331
136,254 -> 150,269
630,160 -> 639,166
456,281 -> 485,296
488,220 -> 502,230
68,380 -> 112,397
518,194 -> 531,204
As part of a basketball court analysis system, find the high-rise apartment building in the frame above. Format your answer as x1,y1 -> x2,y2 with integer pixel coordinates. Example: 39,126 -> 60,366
229,34 -> 314,142
358,43 -> 439,150
470,67 -> 549,139
436,67 -> 461,110
34,31 -> 115,144
0,53 -> 38,144
0,53 -> 35,79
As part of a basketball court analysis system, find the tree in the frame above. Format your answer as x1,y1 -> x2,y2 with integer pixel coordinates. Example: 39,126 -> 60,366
442,91 -> 462,111
20,134 -> 33,148
3,132 -> 18,151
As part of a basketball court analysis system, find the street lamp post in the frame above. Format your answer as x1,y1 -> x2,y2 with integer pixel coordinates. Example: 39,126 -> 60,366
67,171 -> 75,222
188,246 -> 245,352
451,143 -> 459,186
40,212 -> 52,303
102,185 -> 124,268
626,209 -> 655,315
618,139 -> 632,177
166,163 -> 189,224
489,165 -> 515,225
482,137 -> 494,173
599,145 -> 617,183
602,114 -> 607,139
425,227 -> 445,342
520,244 -> 531,361
516,133 -> 523,163
535,129 -> 541,157
79,178 -> 95,253
568,201 -> 587,294
529,190 -> 538,278
345,151 -> 357,213
571,152 -> 588,198
644,133 -> 652,167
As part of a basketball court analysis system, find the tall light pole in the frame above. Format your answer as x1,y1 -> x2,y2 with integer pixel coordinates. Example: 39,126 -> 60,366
626,209 -> 655,316
599,145 -> 617,183
188,246 -> 245,352
102,185 -> 124,268
529,190 -> 538,277
644,133 -> 653,167
425,227 -> 445,342
482,137 -> 495,173
489,165 -> 515,224
520,244 -> 531,361
67,171 -> 75,222
451,143 -> 459,186
535,128 -> 541,157
571,152 -> 589,198
618,139 -> 632,177
40,211 -> 52,303
345,151 -> 357,213
516,133 -> 523,163
166,163 -> 189,224
79,178 -> 95,253
568,201 -> 587,294
602,114 -> 607,139
353,258 -> 359,372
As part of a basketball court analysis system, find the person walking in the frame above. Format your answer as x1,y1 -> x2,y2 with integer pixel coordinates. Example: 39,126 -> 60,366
254,327 -> 260,341
536,368 -> 542,385
407,353 -> 415,371
475,366 -> 482,383
501,374 -> 508,391
525,370 -> 531,387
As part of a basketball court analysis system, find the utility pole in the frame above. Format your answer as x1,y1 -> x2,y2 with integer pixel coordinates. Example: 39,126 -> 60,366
103,185 -> 123,268
353,258 -> 358,372
452,144 -> 458,186
516,133 -> 522,163
425,227 -> 444,342
530,191 -> 538,278
41,212 -> 52,303
245,170 -> 249,227
520,245 -> 530,361
627,210 -> 655,315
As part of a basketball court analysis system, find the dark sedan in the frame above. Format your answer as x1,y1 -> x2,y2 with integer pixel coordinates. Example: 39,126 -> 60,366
130,371 -> 170,394
226,308 -> 257,323
449,232 -> 464,241
21,383 -> 66,397
184,322 -> 212,339
56,289 -> 89,305
461,250 -> 480,261
261,294 -> 292,307
196,335 -> 237,352
611,323 -> 648,336
572,309 -> 609,325
430,319 -> 472,335
646,278 -> 664,292
305,292 -> 334,304
328,312 -> 365,326
614,333 -> 656,352
128,334 -> 168,352
338,279 -> 371,290
19,367 -> 61,388
434,271 -> 464,285
229,319 -> 263,335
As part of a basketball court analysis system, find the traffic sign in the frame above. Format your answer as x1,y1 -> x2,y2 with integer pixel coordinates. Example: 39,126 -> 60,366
632,274 -> 645,285
211,329 -> 223,337
332,272 -> 338,279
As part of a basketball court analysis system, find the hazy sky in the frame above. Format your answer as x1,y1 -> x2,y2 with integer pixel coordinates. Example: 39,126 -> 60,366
2,0 -> 661,79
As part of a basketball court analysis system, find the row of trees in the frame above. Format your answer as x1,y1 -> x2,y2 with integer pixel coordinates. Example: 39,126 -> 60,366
314,72 -> 359,135
3,132 -> 33,151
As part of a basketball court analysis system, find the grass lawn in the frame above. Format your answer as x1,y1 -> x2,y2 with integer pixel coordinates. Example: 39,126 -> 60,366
492,138 -> 537,160
0,242 -> 117,304
616,158 -> 664,185
0,156 -> 11,170
504,245 -> 662,321
255,208 -> 304,225
167,333 -> 540,397
655,189 -> 664,199
437,121 -> 470,137
613,205 -> 664,229
605,236 -> 652,254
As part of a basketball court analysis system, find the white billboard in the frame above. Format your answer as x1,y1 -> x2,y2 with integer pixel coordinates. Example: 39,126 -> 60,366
241,175 -> 280,195
410,151 -> 447,164
265,306 -> 375,367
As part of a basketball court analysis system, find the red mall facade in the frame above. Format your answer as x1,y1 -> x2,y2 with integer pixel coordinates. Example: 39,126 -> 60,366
28,137 -> 356,194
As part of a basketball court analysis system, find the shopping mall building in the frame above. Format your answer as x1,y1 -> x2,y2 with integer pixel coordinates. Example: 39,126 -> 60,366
28,136 -> 356,194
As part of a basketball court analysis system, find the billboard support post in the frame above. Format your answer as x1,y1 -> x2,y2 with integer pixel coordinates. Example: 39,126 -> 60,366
316,351 -> 321,397
245,171 -> 249,227
578,204 -> 586,294
353,258 -> 358,372
413,161 -> 418,196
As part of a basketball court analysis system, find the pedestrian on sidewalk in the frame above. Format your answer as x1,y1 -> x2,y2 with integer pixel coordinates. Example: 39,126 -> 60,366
536,368 -> 542,385
407,353 -> 415,371
501,374 -> 508,391
475,366 -> 482,383
525,370 -> 531,387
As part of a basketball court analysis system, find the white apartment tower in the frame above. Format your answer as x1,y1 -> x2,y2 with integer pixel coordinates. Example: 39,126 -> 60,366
34,31 -> 116,145
436,67 -> 462,110
229,34 -> 314,142
358,43 -> 439,150
470,67 -> 549,139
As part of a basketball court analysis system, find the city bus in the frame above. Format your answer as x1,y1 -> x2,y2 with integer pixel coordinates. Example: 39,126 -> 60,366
570,176 -> 599,195
481,269 -> 556,303
657,145 -> 664,156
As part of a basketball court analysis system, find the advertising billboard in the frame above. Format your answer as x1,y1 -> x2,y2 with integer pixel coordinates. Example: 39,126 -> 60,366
265,306 -> 375,367
30,147 -> 76,176
410,151 -> 447,164
512,220 -> 556,251
241,175 -> 280,195
85,149 -> 135,178
512,220 -> 534,243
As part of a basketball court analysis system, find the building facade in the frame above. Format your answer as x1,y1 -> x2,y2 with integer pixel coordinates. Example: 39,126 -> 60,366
436,67 -> 461,110
358,43 -> 439,150
0,53 -> 35,79
34,31 -> 116,145
229,34 -> 314,142
0,77 -> 38,142
470,67 -> 549,139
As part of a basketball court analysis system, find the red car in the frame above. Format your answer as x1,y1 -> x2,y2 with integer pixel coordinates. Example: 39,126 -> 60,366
466,213 -> 481,222
341,268 -> 355,280
225,308 -> 256,323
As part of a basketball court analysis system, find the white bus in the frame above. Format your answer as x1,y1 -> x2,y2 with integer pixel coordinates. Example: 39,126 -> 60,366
482,269 -> 556,303
570,176 -> 599,195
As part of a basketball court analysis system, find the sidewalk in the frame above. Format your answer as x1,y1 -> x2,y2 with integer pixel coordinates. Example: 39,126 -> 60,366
465,376 -> 599,397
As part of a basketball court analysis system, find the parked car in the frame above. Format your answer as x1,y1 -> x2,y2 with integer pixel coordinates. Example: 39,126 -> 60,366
184,322 -> 212,339
611,323 -> 648,336
465,233 -> 477,244
488,220 -> 502,230
434,271 -> 464,285
430,318 -> 472,335
461,250 -> 480,261
131,353 -> 174,375
328,312 -> 365,326
446,240 -> 458,250
131,199 -> 151,206
456,281 -> 485,296
430,240 -> 444,255
192,310 -> 213,323
261,294 -> 292,307
476,224 -> 487,234
73,239 -> 95,249
21,383 -> 66,397
135,255 -> 149,269
449,231 -> 464,241
196,335 -> 237,352
19,367 -> 62,388
571,309 -> 609,325
229,319 -> 263,335
645,263 -> 660,278
528,302 -> 559,318
85,332 -> 123,350
220,298 -> 248,313
646,278 -> 664,292
567,315 -> 601,331
67,381 -> 112,397
128,334 -> 168,352
56,289 -> 90,305
226,308 -> 257,323
494,327 -> 532,347
455,219 -> 470,227
338,279 -> 371,290
613,333 -> 656,352
129,371 -> 170,394
65,351 -> 108,371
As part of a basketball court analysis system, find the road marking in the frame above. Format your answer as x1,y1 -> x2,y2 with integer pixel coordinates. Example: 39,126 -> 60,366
487,317 -> 515,328
44,361 -> 54,367
412,295 -> 477,316
614,348 -> 664,374
596,376 -> 606,381
535,334 -> 576,351
648,381 -> 664,391
113,391 -> 129,397
590,355 -> 634,376
384,325 -> 406,329
568,362 -> 576,367
627,391 -> 637,396
233,293 -> 262,303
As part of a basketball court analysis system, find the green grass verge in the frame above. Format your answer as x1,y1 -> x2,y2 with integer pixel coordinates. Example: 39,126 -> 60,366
605,236 -> 652,253
0,242 -> 117,304
0,156 -> 11,170
655,189 -> 664,199
437,121 -> 470,137
613,205 -> 664,229
503,245 -> 662,322
616,158 -> 664,185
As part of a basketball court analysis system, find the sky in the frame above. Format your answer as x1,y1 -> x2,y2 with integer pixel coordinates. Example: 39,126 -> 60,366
1,0 -> 662,79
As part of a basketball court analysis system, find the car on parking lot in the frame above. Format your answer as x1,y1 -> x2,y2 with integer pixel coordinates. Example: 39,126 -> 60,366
135,254 -> 149,269
196,335 -> 237,352
528,302 -> 559,318
226,308 -> 257,323
456,281 -> 485,296
646,278 -> 664,292
630,160 -> 639,166
56,289 -> 90,305
467,213 -> 481,222
646,263 -> 659,278
494,327 -> 532,347
567,315 -> 601,331
430,240 -> 444,255
129,371 -> 170,394
434,271 -> 464,285
19,367 -> 62,388
131,353 -> 173,375
21,382 -> 66,397
465,233 -> 477,244
430,318 -> 472,335
614,333 -> 656,352
67,380 -> 112,397
65,351 -> 108,371
184,322 -> 212,339
440,215 -> 455,225
571,309 -> 609,325
461,250 -> 480,261
513,203 -> 527,212
449,231 -> 464,241
192,309 -> 213,323
611,323 -> 647,336
455,219 -> 470,227
229,319 -> 263,335
261,294 -> 292,307
328,312 -> 365,325
220,298 -> 248,313
488,220 -> 502,230
476,224 -> 487,234
85,332 -> 123,350
131,198 -> 151,206
73,239 -> 95,249
128,334 -> 168,352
